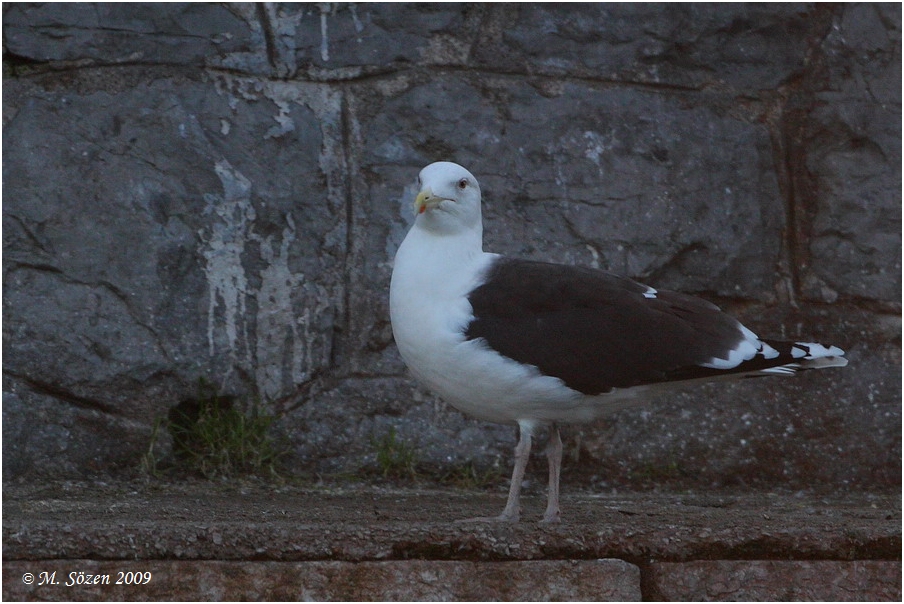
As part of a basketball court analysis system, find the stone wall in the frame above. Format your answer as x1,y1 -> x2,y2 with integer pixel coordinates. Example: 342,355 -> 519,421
3,4 -> 900,489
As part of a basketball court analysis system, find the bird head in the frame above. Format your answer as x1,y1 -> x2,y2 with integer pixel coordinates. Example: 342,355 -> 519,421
413,162 -> 482,234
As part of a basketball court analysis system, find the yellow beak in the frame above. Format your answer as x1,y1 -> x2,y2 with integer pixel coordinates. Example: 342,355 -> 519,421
414,188 -> 450,215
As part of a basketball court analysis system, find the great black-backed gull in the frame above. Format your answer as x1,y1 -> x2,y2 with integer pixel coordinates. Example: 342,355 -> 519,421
389,161 -> 847,523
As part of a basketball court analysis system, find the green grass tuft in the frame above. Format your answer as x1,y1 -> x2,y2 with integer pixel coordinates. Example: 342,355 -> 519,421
372,426 -> 419,480
144,380 -> 285,480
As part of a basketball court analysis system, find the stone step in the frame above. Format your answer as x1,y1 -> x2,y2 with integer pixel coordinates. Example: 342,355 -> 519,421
3,482 -> 900,600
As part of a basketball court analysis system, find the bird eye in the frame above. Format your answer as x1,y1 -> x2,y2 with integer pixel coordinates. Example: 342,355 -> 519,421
457,178 -> 468,189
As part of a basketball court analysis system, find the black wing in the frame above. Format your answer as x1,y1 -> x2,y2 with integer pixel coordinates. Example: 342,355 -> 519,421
464,258 -> 757,395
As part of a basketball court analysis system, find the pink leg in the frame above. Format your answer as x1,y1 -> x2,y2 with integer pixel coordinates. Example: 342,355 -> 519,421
455,421 -> 535,523
496,422 -> 533,522
541,424 -> 562,524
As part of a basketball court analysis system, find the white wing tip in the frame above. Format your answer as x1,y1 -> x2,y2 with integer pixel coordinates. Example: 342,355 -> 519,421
771,342 -> 848,373
759,365 -> 799,375
801,355 -> 849,369
795,342 -> 847,361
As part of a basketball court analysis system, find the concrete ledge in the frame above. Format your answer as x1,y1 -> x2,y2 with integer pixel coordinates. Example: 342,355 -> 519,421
4,483 -> 899,561
3,482 -> 900,601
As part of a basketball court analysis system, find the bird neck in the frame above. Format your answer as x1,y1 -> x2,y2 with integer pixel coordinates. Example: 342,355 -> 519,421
393,221 -> 486,298
413,220 -> 484,259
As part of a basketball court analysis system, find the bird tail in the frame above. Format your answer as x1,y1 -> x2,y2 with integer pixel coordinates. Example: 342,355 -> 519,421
662,339 -> 847,385
754,340 -> 848,375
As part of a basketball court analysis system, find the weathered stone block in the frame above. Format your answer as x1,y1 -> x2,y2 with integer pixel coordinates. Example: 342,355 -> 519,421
798,3 -> 901,304
648,560 -> 902,601
3,70 -> 346,477
488,4 -> 827,89
285,4 -> 472,72
3,3 -> 257,69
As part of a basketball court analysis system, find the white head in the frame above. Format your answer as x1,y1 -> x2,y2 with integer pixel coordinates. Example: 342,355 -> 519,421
413,161 -> 482,236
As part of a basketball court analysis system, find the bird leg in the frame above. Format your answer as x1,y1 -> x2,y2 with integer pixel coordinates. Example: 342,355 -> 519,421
540,424 -> 562,524
454,422 -> 534,523
495,422 -> 533,522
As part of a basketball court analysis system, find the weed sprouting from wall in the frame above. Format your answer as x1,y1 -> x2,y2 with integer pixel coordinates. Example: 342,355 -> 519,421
143,380 -> 286,479
372,426 -> 419,480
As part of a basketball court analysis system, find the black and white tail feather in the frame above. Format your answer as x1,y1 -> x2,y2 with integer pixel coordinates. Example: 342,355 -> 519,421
665,333 -> 847,384
664,318 -> 848,380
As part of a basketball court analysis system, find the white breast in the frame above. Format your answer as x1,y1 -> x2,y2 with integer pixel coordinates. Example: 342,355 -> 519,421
390,227 -> 607,425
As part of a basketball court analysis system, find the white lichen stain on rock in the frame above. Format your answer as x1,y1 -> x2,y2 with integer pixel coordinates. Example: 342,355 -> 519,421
264,3 -> 304,77
582,130 -> 613,176
200,161 -> 326,398
201,160 -> 255,369
264,96 -> 296,139
318,3 -> 332,62
254,214 -> 331,399
254,215 -> 298,398
199,75 -> 345,397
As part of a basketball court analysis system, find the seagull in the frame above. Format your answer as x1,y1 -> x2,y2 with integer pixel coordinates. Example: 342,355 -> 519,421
389,161 -> 848,523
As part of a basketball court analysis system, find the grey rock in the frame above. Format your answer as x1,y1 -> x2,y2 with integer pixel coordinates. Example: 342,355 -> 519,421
3,69 -> 347,476
286,4 -> 472,73
798,3 -> 902,304
479,4 -> 829,90
281,377 -> 515,476
3,3 -> 257,69
2,383 -> 148,477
